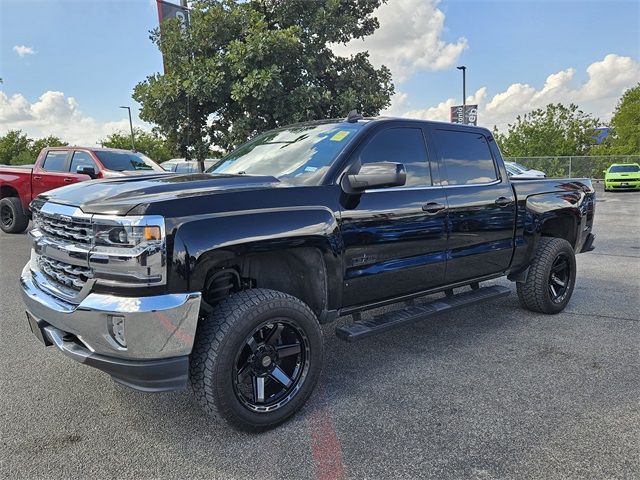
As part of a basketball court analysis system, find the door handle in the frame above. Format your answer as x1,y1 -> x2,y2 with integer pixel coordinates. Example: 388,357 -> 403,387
422,202 -> 446,214
495,196 -> 513,207
33,175 -> 42,181
63,177 -> 73,183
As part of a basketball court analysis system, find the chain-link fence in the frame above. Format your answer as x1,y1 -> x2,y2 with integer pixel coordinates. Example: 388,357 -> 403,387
504,155 -> 640,179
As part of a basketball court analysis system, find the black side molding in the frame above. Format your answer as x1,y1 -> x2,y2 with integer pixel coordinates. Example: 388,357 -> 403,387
336,285 -> 511,342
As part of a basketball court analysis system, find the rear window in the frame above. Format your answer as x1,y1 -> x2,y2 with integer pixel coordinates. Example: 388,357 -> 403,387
609,165 -> 640,173
434,130 -> 497,185
94,151 -> 162,172
42,151 -> 68,172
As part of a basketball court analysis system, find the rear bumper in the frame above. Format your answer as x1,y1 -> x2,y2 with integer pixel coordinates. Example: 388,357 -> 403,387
20,262 -> 201,391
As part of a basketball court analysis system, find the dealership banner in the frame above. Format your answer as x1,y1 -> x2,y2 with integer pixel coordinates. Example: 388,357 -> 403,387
450,105 -> 478,125
156,0 -> 190,73
156,0 -> 189,26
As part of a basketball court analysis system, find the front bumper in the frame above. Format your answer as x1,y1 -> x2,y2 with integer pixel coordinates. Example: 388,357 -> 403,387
21,263 -> 201,391
605,180 -> 640,189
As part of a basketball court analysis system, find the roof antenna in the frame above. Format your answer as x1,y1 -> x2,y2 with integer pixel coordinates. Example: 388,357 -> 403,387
345,110 -> 363,123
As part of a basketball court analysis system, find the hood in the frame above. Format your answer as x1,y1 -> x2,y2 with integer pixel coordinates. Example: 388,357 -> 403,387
35,173 -> 281,215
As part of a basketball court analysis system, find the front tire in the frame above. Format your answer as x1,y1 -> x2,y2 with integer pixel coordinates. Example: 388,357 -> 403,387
516,237 -> 576,314
0,197 -> 29,234
189,289 -> 324,430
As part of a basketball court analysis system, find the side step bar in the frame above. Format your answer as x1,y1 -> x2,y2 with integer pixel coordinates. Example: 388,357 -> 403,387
335,285 -> 511,342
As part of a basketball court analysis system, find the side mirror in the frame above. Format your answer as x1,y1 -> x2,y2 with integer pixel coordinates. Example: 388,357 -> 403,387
342,162 -> 407,193
77,166 -> 97,179
602,170 -> 607,174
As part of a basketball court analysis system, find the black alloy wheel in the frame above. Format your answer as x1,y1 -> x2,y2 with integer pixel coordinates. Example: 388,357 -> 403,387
190,288 -> 324,430
0,203 -> 12,228
233,320 -> 309,413
516,237 -> 577,314
548,253 -> 571,303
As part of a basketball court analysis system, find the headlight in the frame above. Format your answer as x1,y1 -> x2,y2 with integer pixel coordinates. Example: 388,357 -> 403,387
95,224 -> 162,247
89,215 -> 167,287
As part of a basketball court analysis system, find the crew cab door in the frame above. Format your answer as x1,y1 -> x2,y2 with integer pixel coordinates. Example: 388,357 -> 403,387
69,150 -> 101,179
32,150 -> 72,197
339,124 -> 448,307
428,127 -> 516,284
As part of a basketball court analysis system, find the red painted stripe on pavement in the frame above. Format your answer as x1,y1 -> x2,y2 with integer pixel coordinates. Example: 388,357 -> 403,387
308,387 -> 345,480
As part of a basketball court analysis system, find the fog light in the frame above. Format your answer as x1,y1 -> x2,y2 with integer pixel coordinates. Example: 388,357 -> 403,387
109,315 -> 127,347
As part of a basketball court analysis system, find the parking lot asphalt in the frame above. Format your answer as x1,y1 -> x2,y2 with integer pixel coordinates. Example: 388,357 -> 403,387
1,185 -> 638,480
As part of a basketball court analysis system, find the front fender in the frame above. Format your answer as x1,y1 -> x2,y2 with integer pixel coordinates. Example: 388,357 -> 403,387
169,207 -> 343,308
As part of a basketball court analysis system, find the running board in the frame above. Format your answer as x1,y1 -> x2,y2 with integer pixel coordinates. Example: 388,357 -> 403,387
335,285 -> 511,342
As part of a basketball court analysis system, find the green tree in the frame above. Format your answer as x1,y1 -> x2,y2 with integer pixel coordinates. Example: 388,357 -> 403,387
0,131 -> 68,165
133,0 -> 394,158
494,103 -> 600,157
0,130 -> 31,165
592,84 -> 640,155
100,128 -> 177,163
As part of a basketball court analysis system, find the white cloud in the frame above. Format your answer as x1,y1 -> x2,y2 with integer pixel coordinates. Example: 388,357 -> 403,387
331,0 -> 467,82
401,54 -> 640,130
13,45 -> 36,57
0,90 -> 140,145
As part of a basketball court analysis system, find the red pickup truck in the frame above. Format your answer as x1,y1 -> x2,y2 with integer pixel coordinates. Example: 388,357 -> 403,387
0,147 -> 164,233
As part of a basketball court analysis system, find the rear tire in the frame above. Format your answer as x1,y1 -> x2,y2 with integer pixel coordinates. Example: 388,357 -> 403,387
516,237 -> 576,314
0,197 -> 29,234
189,289 -> 324,430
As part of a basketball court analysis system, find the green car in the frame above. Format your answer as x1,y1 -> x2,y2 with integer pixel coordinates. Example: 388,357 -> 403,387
604,163 -> 640,191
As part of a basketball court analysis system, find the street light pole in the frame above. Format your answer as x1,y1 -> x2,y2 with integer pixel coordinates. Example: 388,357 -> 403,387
119,106 -> 136,151
457,65 -> 467,124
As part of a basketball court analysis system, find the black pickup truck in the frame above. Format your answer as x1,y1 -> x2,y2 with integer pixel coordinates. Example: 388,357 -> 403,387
21,116 -> 595,429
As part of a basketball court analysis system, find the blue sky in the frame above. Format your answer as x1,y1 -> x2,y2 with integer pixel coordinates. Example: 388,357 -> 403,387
1,0 -> 639,144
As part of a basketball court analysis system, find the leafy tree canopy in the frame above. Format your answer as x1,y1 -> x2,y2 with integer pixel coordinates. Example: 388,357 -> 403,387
493,103 -> 600,157
0,130 -> 67,165
592,83 -> 640,155
100,128 -> 178,163
30,135 -> 68,158
133,0 -> 394,157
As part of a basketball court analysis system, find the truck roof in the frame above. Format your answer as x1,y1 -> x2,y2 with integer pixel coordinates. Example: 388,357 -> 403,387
277,116 -> 493,135
44,146 -> 139,153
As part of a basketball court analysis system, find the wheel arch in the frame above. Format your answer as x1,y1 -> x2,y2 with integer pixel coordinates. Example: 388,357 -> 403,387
170,208 -> 343,321
0,185 -> 20,200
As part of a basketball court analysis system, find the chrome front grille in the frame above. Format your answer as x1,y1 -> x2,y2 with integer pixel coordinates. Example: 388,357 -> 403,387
37,255 -> 92,292
34,212 -> 93,244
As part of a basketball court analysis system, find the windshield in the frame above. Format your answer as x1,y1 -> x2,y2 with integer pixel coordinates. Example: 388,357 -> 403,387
207,123 -> 364,184
95,151 -> 163,172
609,164 -> 640,173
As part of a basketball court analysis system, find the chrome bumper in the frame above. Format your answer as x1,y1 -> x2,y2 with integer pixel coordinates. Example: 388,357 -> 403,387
20,262 -> 201,361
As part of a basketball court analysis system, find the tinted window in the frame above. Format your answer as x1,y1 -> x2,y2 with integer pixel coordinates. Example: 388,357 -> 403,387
435,130 -> 497,185
359,128 -> 431,187
94,151 -> 162,172
42,151 -> 68,172
70,151 -> 96,173
609,165 -> 640,173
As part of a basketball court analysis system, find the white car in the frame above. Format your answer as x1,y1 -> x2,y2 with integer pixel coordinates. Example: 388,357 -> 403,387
506,162 -> 546,179
506,161 -> 546,178
161,159 -> 217,173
